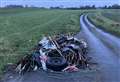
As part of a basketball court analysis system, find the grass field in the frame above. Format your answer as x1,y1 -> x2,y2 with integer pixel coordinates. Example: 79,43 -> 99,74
88,9 -> 120,37
102,10 -> 120,22
0,8 -> 84,75
0,8 -> 119,77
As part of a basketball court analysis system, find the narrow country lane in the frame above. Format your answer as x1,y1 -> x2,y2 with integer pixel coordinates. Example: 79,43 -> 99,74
79,15 -> 120,82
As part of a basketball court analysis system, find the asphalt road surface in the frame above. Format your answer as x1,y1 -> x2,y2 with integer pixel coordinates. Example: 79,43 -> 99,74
78,15 -> 120,82
2,15 -> 120,82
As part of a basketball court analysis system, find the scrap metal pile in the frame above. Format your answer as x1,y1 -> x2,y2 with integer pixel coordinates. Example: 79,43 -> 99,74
15,34 -> 89,74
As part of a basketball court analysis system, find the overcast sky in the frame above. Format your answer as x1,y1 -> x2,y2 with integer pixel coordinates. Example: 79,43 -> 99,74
0,0 -> 120,7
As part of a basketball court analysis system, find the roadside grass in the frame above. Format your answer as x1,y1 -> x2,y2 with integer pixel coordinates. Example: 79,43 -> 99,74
0,8 -> 83,75
88,9 -> 120,37
102,10 -> 120,22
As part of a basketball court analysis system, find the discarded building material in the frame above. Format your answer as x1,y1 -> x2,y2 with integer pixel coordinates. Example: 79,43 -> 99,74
15,34 -> 89,74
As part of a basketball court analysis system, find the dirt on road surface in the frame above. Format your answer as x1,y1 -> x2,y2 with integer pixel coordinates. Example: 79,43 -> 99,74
1,15 -> 120,82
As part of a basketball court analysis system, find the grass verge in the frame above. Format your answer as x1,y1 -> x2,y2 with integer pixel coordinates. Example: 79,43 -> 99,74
88,9 -> 120,37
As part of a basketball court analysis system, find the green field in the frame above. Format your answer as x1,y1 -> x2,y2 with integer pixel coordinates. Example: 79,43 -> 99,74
0,8 -> 120,77
0,8 -> 84,74
102,10 -> 120,22
88,9 -> 120,37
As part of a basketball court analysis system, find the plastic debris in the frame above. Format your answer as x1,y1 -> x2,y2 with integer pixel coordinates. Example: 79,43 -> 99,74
15,34 -> 89,74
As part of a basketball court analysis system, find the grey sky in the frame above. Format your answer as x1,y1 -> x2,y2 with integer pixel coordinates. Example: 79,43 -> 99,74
0,0 -> 120,7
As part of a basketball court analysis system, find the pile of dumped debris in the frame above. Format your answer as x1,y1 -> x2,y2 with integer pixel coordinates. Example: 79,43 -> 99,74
15,34 -> 89,74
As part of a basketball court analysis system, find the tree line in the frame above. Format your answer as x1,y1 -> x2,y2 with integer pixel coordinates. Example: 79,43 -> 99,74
1,4 -> 120,9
